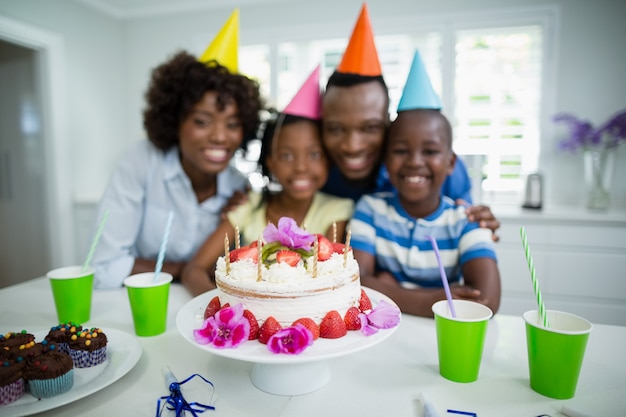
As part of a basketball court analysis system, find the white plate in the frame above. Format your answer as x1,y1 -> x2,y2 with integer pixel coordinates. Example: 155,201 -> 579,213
176,287 -> 400,364
2,328 -> 142,417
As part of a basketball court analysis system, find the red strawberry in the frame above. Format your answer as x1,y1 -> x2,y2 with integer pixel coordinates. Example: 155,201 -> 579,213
316,235 -> 334,261
276,250 -> 301,266
332,242 -> 345,254
358,289 -> 373,312
319,310 -> 347,339
203,296 -> 221,320
230,245 -> 259,263
292,317 -> 320,340
243,310 -> 259,340
249,240 -> 258,247
258,316 -> 282,344
344,306 -> 362,330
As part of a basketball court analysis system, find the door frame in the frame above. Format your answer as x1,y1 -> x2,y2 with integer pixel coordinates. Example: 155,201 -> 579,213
0,15 -> 74,267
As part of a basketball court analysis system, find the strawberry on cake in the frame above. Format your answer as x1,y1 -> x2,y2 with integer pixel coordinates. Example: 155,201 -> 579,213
194,217 -> 401,354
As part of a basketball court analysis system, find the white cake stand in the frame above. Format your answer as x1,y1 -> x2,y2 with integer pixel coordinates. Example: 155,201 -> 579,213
176,288 -> 399,396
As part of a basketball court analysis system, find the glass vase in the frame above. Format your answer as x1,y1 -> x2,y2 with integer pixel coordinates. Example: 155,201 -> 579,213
583,148 -> 614,210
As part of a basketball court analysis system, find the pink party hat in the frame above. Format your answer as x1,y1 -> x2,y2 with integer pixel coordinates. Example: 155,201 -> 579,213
397,50 -> 442,111
198,8 -> 239,73
336,3 -> 382,76
283,65 -> 322,120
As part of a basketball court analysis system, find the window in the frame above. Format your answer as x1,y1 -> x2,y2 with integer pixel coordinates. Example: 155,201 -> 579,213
235,8 -> 555,204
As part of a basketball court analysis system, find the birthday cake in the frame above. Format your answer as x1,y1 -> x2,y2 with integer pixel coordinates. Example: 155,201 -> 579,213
216,218 -> 361,325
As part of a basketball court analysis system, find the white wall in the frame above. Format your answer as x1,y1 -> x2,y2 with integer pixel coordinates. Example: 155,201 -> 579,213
1,0 -> 625,262
0,0 -> 126,204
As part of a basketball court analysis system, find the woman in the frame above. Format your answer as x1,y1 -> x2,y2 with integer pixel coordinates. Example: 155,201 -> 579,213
91,51 -> 263,289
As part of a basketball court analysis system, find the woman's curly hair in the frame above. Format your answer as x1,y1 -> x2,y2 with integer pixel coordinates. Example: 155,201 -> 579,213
143,51 -> 263,151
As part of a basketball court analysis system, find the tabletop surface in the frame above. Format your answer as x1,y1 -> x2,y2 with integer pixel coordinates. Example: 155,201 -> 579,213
1,277 -> 625,417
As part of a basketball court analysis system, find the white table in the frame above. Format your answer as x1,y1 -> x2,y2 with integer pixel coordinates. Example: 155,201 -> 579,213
1,277 -> 624,417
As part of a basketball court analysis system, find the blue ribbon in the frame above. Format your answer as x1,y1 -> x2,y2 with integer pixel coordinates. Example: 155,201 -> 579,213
156,373 -> 216,417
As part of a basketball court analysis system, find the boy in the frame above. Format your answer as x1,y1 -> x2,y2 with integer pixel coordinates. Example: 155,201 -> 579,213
350,52 -> 501,317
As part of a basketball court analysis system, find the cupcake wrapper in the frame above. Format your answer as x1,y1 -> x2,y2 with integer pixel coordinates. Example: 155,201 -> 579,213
0,378 -> 25,405
55,342 -> 70,355
69,347 -> 107,368
28,369 -> 74,399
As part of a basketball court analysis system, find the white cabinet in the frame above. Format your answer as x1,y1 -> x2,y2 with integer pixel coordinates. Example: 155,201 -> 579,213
493,205 -> 626,325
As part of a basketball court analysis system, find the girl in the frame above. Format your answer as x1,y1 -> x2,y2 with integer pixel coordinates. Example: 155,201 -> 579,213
182,69 -> 354,295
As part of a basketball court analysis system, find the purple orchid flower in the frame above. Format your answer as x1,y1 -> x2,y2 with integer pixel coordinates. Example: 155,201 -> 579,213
263,217 -> 315,250
358,300 -> 401,336
267,323 -> 314,354
193,303 -> 250,349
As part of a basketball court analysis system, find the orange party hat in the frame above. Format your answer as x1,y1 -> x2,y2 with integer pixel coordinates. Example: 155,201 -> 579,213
336,3 -> 382,76
198,8 -> 239,73
283,65 -> 322,120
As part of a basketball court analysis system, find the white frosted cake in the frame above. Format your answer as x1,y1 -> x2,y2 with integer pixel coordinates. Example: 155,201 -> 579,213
195,217 -> 400,351
215,249 -> 361,327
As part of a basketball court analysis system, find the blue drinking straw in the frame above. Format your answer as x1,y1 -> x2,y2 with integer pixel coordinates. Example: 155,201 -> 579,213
154,211 -> 174,282
426,235 -> 456,318
82,209 -> 110,272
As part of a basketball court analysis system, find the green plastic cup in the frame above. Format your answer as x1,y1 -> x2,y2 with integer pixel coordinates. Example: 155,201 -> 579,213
432,299 -> 493,383
124,272 -> 173,337
47,265 -> 94,324
523,310 -> 592,399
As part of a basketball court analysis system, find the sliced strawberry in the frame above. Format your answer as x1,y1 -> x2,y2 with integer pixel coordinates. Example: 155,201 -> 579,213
344,306 -> 362,330
358,289 -> 373,312
230,245 -> 259,263
319,310 -> 347,339
332,242 -> 345,254
243,310 -> 259,340
316,235 -> 334,261
275,250 -> 301,266
292,317 -> 320,340
258,316 -> 282,344
203,296 -> 221,320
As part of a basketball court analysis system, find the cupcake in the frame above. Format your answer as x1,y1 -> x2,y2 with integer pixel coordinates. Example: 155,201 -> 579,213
68,328 -> 108,368
23,351 -> 74,399
0,358 -> 26,405
0,331 -> 36,361
45,323 -> 82,354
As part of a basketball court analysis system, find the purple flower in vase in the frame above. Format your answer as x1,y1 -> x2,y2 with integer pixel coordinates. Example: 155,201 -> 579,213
267,324 -> 314,354
358,300 -> 401,336
595,109 -> 626,149
554,108 -> 626,152
193,303 -> 250,348
263,217 -> 315,250
553,113 -> 595,152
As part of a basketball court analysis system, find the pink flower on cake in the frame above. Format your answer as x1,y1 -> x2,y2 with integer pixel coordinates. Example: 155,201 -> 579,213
358,300 -> 401,336
193,303 -> 250,348
263,217 -> 315,250
267,323 -> 314,354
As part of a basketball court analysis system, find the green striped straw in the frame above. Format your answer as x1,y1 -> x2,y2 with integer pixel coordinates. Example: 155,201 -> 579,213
520,226 -> 549,327
82,209 -> 110,272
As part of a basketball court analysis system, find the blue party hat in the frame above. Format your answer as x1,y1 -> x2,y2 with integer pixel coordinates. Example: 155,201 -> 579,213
397,50 -> 441,111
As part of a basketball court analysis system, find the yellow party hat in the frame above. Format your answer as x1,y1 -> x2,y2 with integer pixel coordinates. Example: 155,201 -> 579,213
198,8 -> 239,73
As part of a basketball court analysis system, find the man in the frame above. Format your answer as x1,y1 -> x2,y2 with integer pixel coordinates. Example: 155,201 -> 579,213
321,3 -> 499,237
